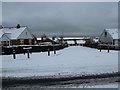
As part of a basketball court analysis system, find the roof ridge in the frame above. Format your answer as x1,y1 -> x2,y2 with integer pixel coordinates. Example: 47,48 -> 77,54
1,27 -> 26,39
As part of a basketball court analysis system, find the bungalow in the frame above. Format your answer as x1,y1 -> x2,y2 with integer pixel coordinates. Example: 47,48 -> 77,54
0,25 -> 35,46
99,29 -> 120,46
37,34 -> 59,44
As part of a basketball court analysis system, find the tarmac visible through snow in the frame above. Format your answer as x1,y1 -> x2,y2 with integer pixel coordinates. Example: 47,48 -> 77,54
2,76 -> 119,89
2,72 -> 120,89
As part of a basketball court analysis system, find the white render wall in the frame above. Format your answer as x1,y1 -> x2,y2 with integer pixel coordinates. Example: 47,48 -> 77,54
99,30 -> 113,44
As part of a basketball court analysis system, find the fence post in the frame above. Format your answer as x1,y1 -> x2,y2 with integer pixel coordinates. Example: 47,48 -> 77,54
54,48 -> 56,54
27,50 -> 30,58
48,48 -> 50,56
100,45 -> 101,52
108,46 -> 110,53
53,46 -> 56,54
13,49 -> 16,59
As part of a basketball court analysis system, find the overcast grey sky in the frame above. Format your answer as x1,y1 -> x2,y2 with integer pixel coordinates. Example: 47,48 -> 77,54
2,2 -> 118,37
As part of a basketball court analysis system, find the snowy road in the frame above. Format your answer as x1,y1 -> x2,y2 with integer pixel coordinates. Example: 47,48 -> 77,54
1,46 -> 118,77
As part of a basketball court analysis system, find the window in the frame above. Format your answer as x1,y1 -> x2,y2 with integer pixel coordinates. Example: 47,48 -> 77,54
29,39 -> 32,45
6,41 -> 8,45
20,40 -> 24,45
105,32 -> 107,37
113,40 -> 115,45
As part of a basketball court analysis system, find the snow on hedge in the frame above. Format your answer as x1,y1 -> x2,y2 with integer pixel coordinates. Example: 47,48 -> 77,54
66,40 -> 75,44
1,46 -> 118,77
76,40 -> 86,44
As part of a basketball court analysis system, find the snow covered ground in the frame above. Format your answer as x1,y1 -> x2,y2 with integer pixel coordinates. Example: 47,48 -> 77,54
1,46 -> 118,77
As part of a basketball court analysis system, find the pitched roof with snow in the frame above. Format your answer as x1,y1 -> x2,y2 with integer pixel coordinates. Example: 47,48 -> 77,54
0,30 -> 3,38
105,29 -> 118,39
0,27 -> 27,39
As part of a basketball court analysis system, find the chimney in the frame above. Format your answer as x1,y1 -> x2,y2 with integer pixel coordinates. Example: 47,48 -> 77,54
16,24 -> 20,29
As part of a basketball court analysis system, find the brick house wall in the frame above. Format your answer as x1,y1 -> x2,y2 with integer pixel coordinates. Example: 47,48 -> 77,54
10,39 -> 35,45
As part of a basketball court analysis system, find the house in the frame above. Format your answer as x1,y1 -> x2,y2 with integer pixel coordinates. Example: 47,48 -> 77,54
37,34 -> 59,45
99,29 -> 119,46
0,25 -> 35,46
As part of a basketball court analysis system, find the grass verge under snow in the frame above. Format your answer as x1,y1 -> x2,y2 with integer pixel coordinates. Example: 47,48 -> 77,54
2,46 -> 118,77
